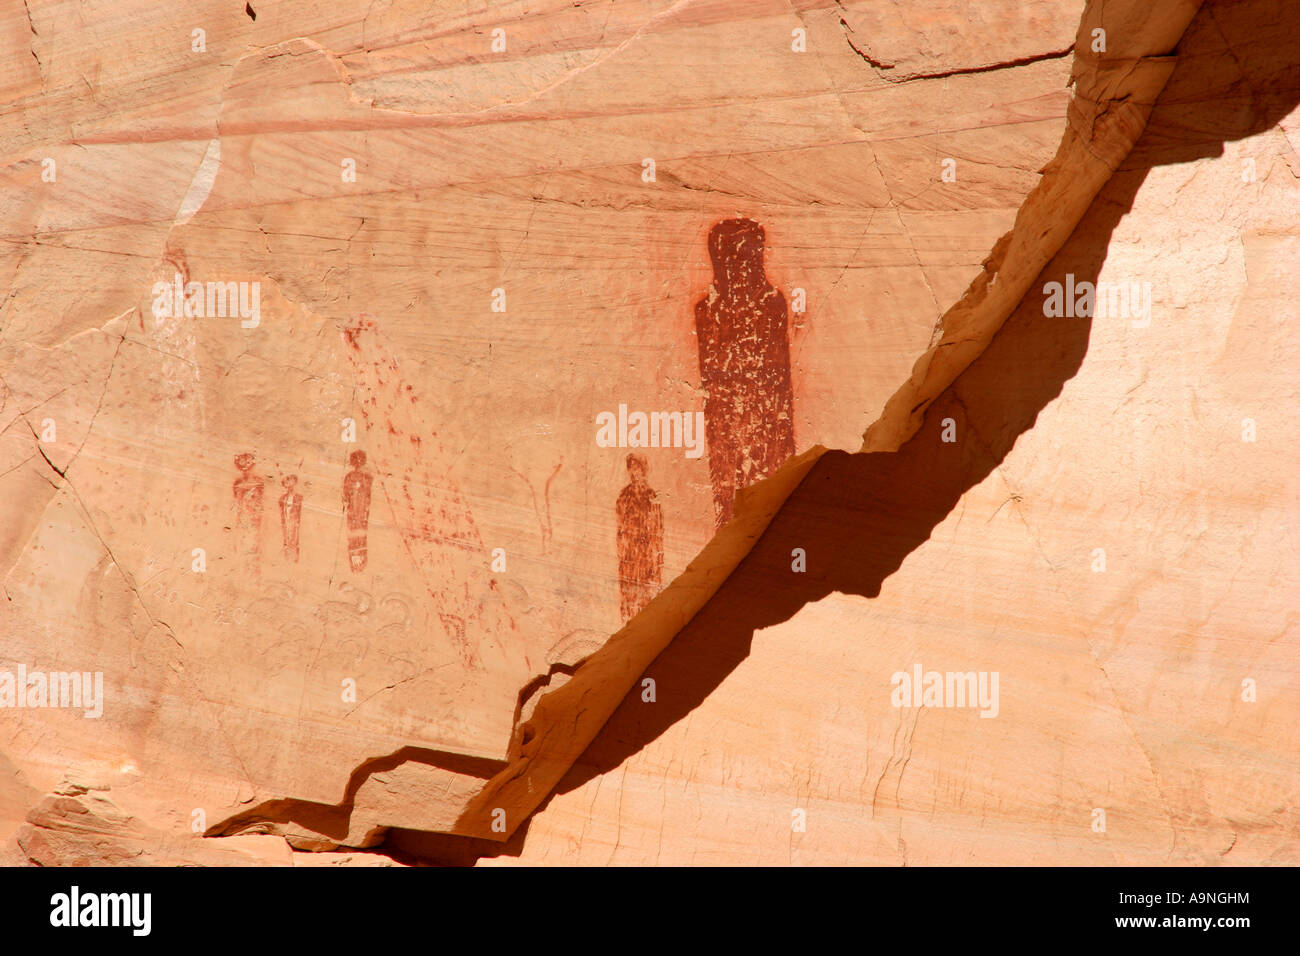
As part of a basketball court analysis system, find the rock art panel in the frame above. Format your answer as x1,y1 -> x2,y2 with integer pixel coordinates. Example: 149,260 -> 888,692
0,0 -> 1294,877
340,317 -> 512,671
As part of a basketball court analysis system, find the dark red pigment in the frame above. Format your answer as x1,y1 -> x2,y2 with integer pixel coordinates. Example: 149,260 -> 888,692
694,219 -> 795,528
615,453 -> 664,621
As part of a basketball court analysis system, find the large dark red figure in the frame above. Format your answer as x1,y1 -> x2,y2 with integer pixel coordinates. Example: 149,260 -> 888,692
695,218 -> 795,527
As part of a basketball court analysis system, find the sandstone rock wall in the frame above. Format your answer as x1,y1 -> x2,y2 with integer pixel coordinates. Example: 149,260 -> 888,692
0,0 -> 1295,866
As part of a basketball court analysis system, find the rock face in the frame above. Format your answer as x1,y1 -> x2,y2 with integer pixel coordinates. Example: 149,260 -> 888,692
0,0 -> 1296,866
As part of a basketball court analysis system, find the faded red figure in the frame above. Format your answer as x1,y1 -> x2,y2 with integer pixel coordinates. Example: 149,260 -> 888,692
695,218 -> 795,528
232,452 -> 264,558
616,453 -> 664,621
343,450 -> 373,572
279,475 -> 303,562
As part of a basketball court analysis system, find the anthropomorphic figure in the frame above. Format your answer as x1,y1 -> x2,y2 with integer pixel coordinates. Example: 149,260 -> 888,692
694,218 -> 795,527
616,453 -> 664,621
279,474 -> 303,562
343,450 -> 373,572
